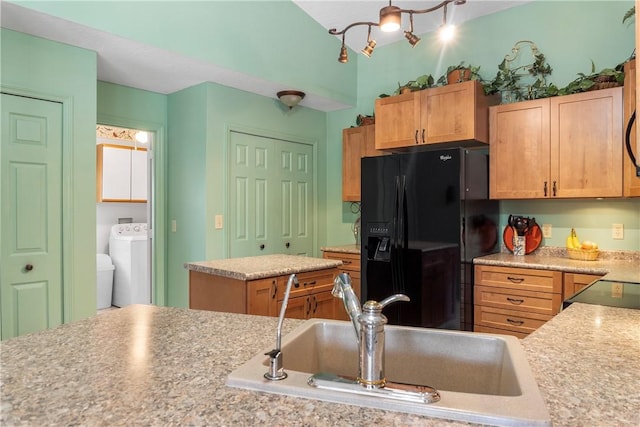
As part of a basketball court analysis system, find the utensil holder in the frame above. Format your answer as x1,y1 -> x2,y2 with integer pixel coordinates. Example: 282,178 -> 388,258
513,235 -> 526,256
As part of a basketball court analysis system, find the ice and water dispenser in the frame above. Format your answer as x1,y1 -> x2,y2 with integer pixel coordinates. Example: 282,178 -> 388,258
366,222 -> 392,262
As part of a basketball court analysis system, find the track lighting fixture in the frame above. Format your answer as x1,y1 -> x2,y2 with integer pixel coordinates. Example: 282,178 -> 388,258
328,0 -> 465,63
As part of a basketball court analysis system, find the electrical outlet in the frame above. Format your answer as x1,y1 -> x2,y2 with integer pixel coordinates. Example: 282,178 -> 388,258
171,219 -> 177,233
215,215 -> 224,230
542,224 -> 552,238
610,282 -> 624,298
612,223 -> 624,240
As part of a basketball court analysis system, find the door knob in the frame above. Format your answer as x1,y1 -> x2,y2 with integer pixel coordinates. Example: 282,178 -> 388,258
285,242 -> 290,248
259,244 -> 265,250
25,264 -> 34,272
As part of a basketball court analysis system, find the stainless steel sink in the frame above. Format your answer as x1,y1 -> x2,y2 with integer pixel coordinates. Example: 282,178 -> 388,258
227,319 -> 550,426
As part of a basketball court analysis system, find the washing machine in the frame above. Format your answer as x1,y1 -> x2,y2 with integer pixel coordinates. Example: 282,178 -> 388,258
109,223 -> 150,307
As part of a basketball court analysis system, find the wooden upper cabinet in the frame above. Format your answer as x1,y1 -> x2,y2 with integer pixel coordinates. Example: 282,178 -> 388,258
342,125 -> 383,201
374,81 -> 499,151
490,98 -> 551,199
490,87 -> 623,199
552,88 -> 623,197
374,92 -> 420,150
421,80 -> 496,144
624,59 -> 640,197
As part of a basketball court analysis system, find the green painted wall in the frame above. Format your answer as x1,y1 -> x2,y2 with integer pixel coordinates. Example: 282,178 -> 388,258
167,84 -> 209,308
1,28 -> 98,321
326,0 -> 640,252
96,81 -> 169,305
167,82 -> 327,308
14,0 -> 358,107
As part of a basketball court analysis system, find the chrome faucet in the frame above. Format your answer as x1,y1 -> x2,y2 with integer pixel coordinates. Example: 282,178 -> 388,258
264,273 -> 298,381
332,273 -> 409,389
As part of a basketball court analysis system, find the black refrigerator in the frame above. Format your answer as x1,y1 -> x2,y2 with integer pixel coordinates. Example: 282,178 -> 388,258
360,147 -> 499,331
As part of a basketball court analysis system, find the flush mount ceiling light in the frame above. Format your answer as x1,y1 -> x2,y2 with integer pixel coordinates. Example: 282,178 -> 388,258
277,90 -> 306,109
329,0 -> 466,63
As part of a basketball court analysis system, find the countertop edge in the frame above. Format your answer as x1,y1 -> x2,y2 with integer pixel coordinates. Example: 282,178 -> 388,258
184,254 -> 342,281
473,252 -> 640,283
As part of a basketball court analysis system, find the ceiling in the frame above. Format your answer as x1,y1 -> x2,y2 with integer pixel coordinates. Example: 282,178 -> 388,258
2,1 -> 531,112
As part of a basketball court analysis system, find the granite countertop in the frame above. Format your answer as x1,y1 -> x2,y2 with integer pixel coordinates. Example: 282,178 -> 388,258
474,249 -> 640,283
2,303 -> 639,426
321,244 -> 361,254
184,254 -> 342,281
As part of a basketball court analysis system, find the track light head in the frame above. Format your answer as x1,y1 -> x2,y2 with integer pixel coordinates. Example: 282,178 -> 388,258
338,45 -> 349,63
404,31 -> 421,47
379,5 -> 401,32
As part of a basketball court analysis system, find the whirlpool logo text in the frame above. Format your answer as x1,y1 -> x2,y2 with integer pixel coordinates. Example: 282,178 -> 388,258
439,155 -> 452,161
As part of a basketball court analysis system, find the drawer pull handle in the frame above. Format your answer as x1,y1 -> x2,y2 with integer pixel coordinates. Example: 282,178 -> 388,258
304,280 -> 317,287
343,260 -> 352,265
507,276 -> 524,283
506,297 -> 524,305
506,318 -> 524,326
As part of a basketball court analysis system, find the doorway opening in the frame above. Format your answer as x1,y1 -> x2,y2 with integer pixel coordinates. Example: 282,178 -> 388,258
96,124 -> 154,310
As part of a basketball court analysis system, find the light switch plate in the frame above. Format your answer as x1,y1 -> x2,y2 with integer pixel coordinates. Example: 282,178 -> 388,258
542,224 -> 552,238
215,215 -> 224,230
612,223 -> 624,239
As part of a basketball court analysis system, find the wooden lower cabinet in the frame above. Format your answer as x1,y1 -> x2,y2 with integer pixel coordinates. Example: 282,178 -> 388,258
474,265 -> 562,338
247,277 -> 278,317
189,267 -> 340,320
563,272 -> 603,300
322,249 -> 361,321
275,269 -> 339,320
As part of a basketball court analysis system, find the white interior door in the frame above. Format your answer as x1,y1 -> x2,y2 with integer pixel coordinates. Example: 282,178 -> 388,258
1,93 -> 63,339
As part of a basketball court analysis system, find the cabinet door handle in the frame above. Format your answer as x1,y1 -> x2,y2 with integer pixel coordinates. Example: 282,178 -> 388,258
271,281 -> 277,299
313,295 -> 318,313
421,129 -> 425,144
507,276 -> 525,283
506,297 -> 524,305
414,130 -> 419,144
506,318 -> 525,326
306,297 -> 311,316
552,180 -> 557,197
543,181 -> 548,197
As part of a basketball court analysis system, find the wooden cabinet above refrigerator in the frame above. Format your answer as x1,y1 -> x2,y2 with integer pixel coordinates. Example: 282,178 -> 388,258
374,80 -> 500,151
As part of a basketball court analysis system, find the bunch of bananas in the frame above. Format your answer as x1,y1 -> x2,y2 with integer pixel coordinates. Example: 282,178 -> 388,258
565,228 -> 581,249
566,228 -> 598,250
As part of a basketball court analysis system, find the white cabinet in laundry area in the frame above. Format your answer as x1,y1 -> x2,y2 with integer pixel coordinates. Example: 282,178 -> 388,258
97,144 -> 147,202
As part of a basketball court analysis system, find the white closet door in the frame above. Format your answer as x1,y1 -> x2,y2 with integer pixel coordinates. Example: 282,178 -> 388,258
101,146 -> 131,200
130,149 -> 148,201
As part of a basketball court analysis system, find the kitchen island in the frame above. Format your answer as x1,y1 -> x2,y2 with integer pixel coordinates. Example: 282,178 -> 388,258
1,303 -> 638,426
184,254 -> 342,318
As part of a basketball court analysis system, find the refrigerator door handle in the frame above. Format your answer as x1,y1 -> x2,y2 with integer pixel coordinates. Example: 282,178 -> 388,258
395,175 -> 407,293
390,176 -> 401,294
